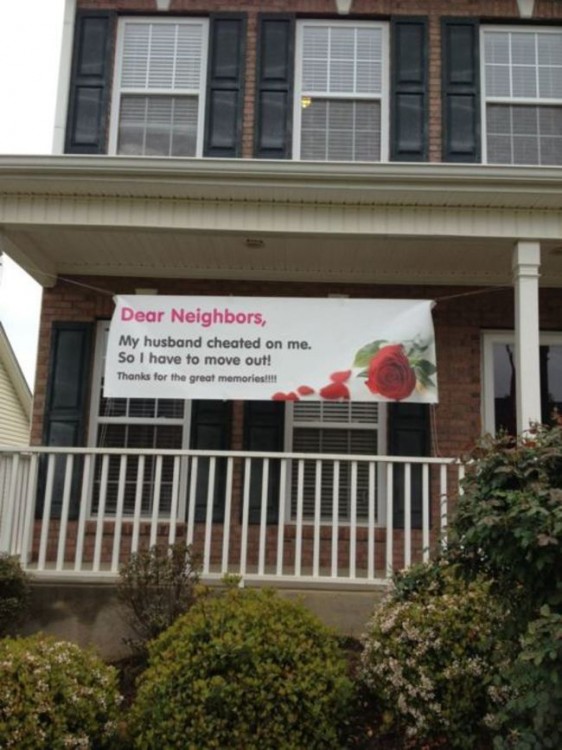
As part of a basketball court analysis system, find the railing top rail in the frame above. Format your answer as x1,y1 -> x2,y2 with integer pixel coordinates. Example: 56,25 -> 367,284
0,445 -> 463,465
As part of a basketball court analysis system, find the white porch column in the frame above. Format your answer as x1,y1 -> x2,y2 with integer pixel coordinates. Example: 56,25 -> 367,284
512,241 -> 541,433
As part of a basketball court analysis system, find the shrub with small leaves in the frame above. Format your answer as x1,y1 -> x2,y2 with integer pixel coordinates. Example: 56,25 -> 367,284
361,564 -> 513,750
129,588 -> 353,749
487,606 -> 562,750
118,542 -> 200,654
0,554 -> 29,636
0,634 -> 122,749
450,427 -> 562,618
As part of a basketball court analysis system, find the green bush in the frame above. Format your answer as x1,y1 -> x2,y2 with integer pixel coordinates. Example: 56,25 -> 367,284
118,542 -> 200,654
487,606 -> 562,749
450,428 -> 562,617
361,565 -> 512,749
129,588 -> 353,749
0,554 -> 29,636
0,634 -> 122,749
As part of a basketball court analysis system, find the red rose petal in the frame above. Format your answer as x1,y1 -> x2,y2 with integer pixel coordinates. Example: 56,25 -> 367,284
272,391 -> 300,401
297,385 -> 315,396
329,369 -> 352,383
320,382 -> 350,400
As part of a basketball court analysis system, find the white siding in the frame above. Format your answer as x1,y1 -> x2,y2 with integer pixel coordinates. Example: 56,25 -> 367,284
0,360 -> 30,445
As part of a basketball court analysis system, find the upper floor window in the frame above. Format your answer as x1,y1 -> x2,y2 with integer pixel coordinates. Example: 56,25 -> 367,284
109,18 -> 209,157
482,27 -> 562,165
293,21 -> 389,162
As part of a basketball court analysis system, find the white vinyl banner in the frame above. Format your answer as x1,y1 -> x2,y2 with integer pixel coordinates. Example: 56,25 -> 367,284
104,296 -> 438,402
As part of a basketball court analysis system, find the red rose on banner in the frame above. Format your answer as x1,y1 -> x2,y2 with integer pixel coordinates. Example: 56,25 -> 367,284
365,344 -> 416,401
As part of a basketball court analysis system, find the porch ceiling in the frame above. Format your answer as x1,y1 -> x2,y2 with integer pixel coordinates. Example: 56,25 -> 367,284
2,155 -> 562,288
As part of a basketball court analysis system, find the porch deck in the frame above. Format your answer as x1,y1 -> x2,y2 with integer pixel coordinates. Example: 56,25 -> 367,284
0,447 -> 463,587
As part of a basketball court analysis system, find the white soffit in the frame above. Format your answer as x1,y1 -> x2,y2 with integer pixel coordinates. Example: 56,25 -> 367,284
1,156 -> 562,287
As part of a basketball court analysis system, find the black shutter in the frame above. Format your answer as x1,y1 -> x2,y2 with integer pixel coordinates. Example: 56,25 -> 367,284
65,11 -> 115,154
244,401 -> 285,524
391,17 -> 428,161
190,400 -> 232,522
40,323 -> 94,519
204,14 -> 246,158
442,18 -> 480,162
254,15 -> 295,159
389,403 -> 430,530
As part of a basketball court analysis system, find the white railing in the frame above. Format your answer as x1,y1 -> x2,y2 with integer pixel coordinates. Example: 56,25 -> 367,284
0,447 -> 464,586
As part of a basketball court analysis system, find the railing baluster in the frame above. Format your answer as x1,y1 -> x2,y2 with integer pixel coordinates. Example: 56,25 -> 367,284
440,463 -> 448,548
240,457 -> 251,577
276,458 -> 287,577
458,463 -> 465,493
38,454 -> 56,572
221,457 -> 234,574
404,462 -> 411,568
186,457 -> 198,547
349,461 -> 357,580
11,457 -> 27,555
149,456 -> 163,549
0,449 -> 464,585
131,456 -> 145,554
203,457 -> 216,576
422,463 -> 430,562
56,455 -> 74,571
20,455 -> 38,567
93,455 -> 109,572
111,455 -> 127,573
0,454 -> 19,554
331,461 -> 340,578
168,456 -> 180,547
385,463 -> 394,578
367,461 -> 375,580
74,455 -> 91,572
313,460 -> 321,579
258,459 -> 269,577
294,460 -> 304,577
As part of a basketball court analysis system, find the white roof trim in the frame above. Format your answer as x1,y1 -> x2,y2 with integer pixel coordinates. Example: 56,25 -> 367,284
2,156 -> 562,287
1,155 -> 562,207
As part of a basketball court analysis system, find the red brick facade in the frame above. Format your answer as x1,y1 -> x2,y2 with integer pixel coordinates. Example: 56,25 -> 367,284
23,0 -> 562,572
74,0 -> 562,161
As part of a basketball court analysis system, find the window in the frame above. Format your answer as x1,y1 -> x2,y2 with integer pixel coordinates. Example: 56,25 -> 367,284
293,20 -> 389,161
482,27 -> 562,165
89,323 -> 189,515
109,18 -> 209,156
287,400 -> 386,521
482,332 -> 562,434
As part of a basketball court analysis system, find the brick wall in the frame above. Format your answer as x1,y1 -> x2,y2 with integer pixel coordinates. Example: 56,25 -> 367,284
75,0 -> 562,161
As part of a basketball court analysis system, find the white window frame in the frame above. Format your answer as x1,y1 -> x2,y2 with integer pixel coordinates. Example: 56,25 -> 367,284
482,330 -> 562,433
88,321 -> 191,519
480,25 -> 562,165
108,16 -> 209,157
293,19 -> 390,162
284,400 -> 387,525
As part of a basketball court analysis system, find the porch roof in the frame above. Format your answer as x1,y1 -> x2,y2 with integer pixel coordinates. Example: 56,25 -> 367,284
1,155 -> 562,288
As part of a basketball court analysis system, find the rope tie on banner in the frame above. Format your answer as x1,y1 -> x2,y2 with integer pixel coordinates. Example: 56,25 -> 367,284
39,269 -> 513,305
433,286 -> 511,303
55,276 -> 116,296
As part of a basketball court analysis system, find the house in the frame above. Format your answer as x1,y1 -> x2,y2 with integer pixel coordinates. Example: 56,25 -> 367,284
0,321 -> 32,446
1,0 -> 562,614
